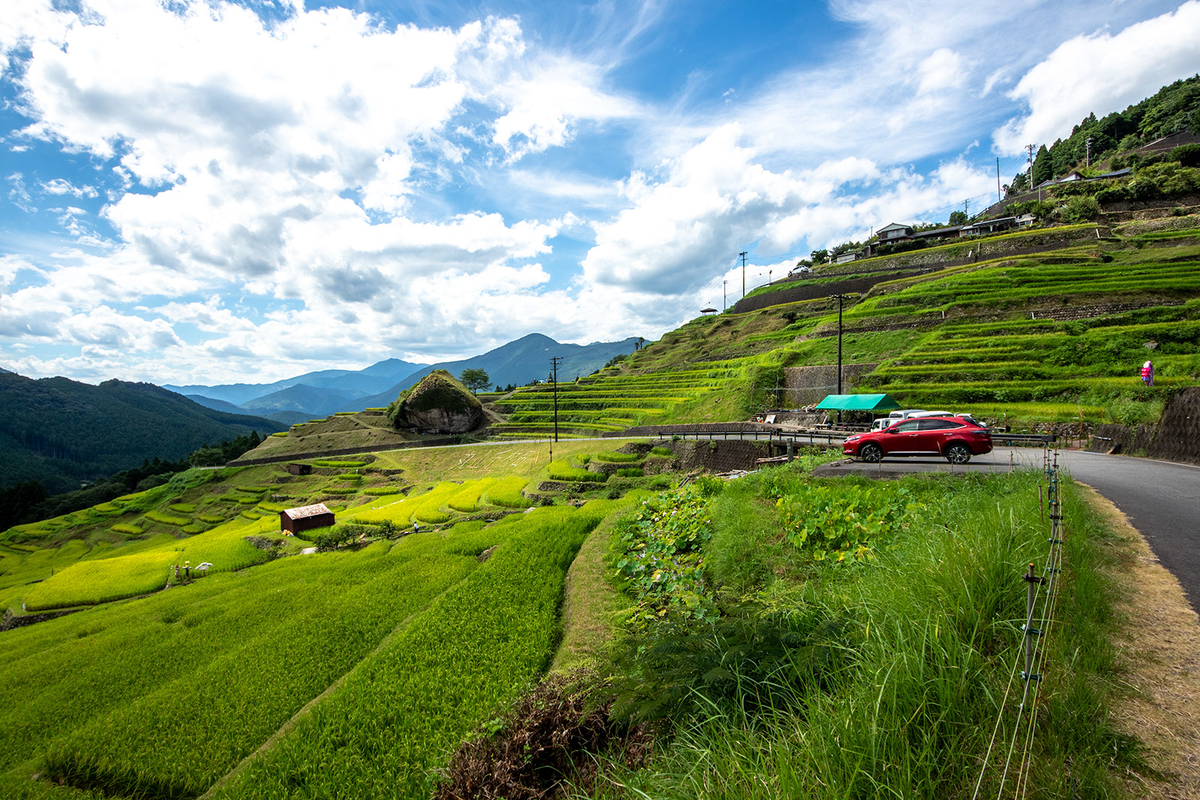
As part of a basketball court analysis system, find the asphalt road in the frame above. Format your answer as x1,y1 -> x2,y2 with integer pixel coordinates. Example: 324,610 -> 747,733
817,447 -> 1200,612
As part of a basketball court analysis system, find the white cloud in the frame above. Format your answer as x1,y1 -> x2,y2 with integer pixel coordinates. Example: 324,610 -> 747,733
41,179 -> 98,198
995,1 -> 1200,153
489,56 -> 641,159
1,0 -> 1195,383
917,48 -> 968,95
580,122 -> 994,309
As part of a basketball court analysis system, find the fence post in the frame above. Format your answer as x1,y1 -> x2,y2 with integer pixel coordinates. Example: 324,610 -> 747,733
1021,562 -> 1044,690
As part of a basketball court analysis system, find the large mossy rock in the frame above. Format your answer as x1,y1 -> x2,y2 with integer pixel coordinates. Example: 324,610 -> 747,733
388,370 -> 483,434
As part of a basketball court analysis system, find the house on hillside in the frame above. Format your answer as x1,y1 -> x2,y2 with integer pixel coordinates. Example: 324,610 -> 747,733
911,225 -> 965,244
281,503 -> 335,534
833,251 -> 859,264
962,216 -> 1018,236
876,222 -> 914,242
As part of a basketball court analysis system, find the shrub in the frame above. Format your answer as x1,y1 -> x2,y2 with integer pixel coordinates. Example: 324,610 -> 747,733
1062,195 -> 1100,223
314,524 -> 368,552
1169,142 -> 1200,168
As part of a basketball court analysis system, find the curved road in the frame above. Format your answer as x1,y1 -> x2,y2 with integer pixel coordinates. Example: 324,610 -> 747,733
815,447 -> 1200,613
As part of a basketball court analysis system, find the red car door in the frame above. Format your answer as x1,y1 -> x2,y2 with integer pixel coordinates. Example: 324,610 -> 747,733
917,418 -> 963,453
885,420 -> 922,454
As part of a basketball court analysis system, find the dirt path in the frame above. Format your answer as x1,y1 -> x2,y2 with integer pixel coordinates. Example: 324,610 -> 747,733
1086,489 -> 1200,798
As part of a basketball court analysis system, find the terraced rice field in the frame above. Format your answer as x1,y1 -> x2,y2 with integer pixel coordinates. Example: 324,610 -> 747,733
0,498 -> 630,800
860,309 -> 1200,407
490,367 -> 741,437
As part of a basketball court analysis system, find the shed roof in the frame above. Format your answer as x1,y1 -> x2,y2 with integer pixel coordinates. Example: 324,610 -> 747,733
282,503 -> 333,520
815,393 -> 900,411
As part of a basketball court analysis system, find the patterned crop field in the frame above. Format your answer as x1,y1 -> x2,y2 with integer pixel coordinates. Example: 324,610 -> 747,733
0,496 -> 631,800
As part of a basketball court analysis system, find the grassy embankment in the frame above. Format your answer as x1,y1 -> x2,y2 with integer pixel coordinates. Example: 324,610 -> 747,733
539,465 -> 1150,799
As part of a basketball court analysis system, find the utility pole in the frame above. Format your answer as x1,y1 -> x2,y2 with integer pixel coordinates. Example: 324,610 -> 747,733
964,198 -> 970,219
549,356 -> 562,443
723,280 -> 727,311
739,251 -> 748,298
1026,143 -> 1038,201
996,156 -> 1002,202
1086,137 -> 1093,168
832,293 -> 846,424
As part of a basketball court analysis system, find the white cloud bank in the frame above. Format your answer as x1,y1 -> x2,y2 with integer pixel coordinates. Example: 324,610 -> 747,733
1,0 -> 1198,384
995,1 -> 1200,153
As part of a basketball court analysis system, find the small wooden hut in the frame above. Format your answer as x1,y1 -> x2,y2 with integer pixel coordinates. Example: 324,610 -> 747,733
280,503 -> 335,534
286,463 -> 313,475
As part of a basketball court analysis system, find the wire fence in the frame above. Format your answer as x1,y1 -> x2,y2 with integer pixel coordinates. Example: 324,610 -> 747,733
972,448 -> 1066,800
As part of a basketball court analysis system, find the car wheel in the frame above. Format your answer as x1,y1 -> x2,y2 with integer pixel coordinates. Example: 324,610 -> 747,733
945,443 -> 971,464
860,443 -> 883,463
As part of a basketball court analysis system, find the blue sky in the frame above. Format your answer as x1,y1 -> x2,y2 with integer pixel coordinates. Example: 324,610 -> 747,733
2,0 -> 1199,385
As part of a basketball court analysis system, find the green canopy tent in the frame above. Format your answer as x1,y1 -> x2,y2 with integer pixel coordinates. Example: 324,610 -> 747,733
815,393 -> 900,412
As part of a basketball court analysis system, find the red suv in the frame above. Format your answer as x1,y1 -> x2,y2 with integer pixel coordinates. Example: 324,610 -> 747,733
843,416 -> 993,464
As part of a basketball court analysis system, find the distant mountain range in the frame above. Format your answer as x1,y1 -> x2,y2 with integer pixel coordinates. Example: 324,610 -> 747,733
165,358 -> 421,408
0,373 -> 286,493
170,333 -> 641,420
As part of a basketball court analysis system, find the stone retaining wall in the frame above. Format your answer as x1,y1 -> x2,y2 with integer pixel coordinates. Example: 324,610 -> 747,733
782,364 -> 877,406
1084,388 -> 1200,465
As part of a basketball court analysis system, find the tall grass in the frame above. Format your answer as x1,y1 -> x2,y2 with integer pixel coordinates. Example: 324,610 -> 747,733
583,471 -> 1138,799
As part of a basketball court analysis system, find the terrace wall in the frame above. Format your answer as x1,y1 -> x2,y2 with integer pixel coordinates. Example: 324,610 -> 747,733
1086,388 -> 1200,465
1147,387 -> 1200,465
608,421 -> 776,437
783,363 -> 878,406
1088,423 -> 1157,456
732,226 -> 1105,315
730,272 -> 935,314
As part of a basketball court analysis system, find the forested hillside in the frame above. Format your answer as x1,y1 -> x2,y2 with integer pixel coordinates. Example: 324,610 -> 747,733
1017,73 -> 1199,190
0,373 -> 284,494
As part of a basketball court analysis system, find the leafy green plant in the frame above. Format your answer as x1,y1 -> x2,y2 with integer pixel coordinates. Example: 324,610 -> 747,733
774,483 -> 920,563
610,481 -> 723,629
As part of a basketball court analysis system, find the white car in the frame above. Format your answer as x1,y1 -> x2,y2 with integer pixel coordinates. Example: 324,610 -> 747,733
871,409 -> 927,431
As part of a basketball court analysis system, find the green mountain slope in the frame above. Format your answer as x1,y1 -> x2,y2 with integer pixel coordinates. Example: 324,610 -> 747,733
0,373 -> 286,493
493,215 -> 1200,433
